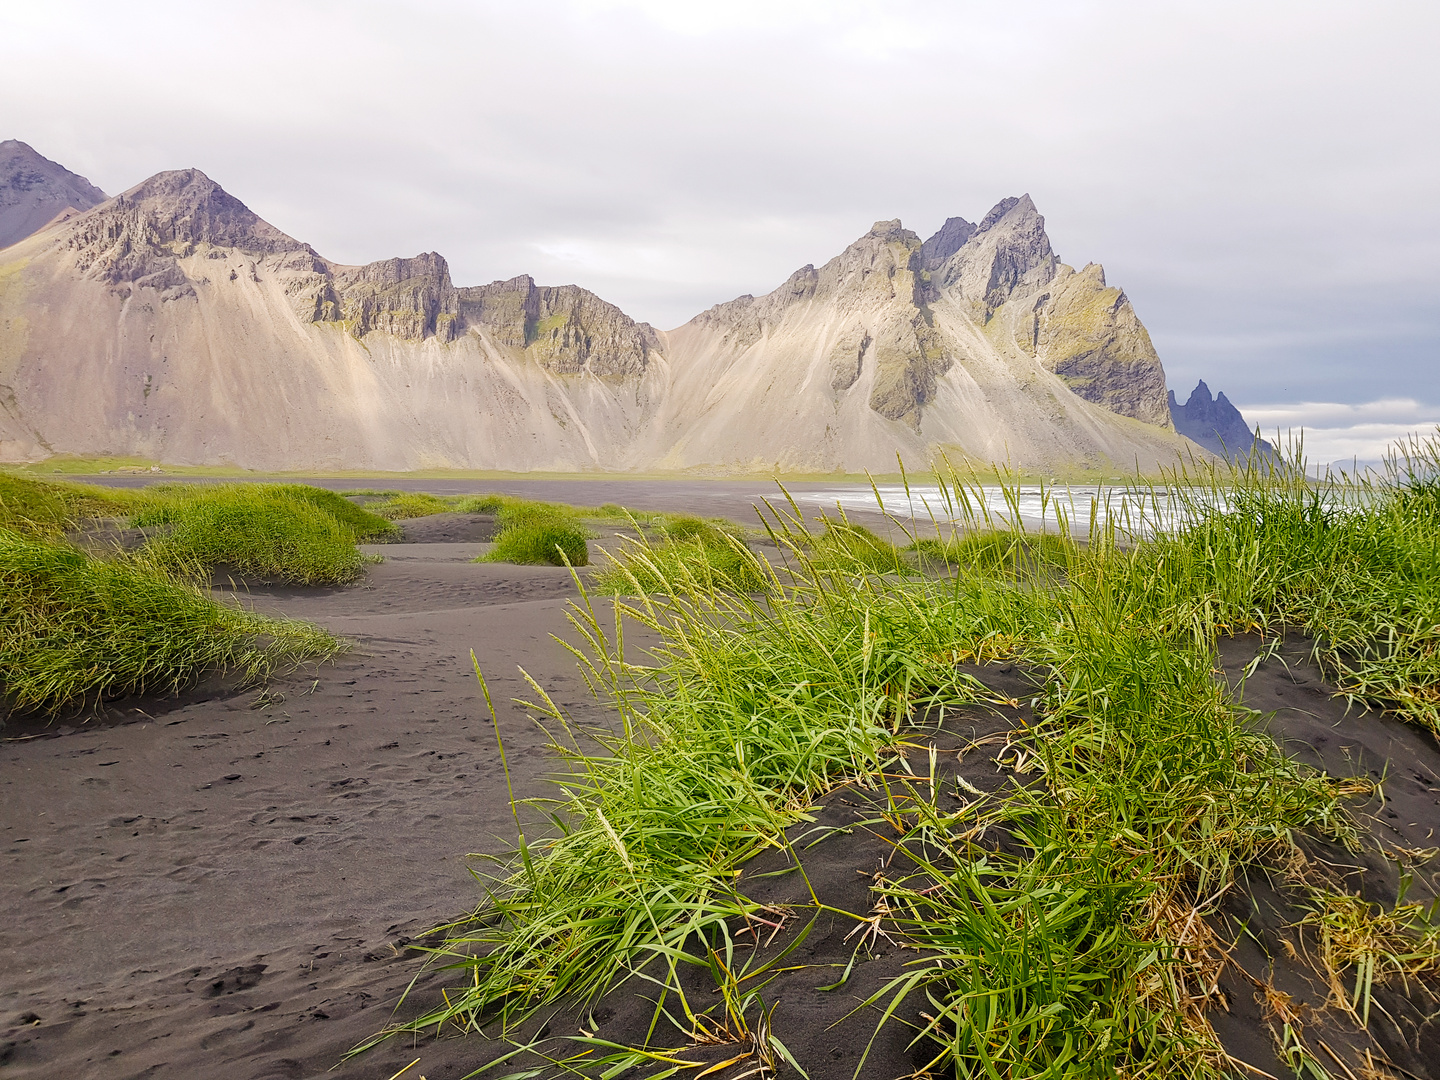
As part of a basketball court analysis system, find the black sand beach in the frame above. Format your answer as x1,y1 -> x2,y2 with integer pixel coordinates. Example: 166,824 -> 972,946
0,515 -> 635,1078
3,498 -> 1440,1079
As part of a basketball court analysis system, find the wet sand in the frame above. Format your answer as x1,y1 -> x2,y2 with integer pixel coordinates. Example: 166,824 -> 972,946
4,514 -> 1439,1078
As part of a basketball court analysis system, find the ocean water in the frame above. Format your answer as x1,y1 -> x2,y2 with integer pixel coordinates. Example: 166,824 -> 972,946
792,484 -> 1221,535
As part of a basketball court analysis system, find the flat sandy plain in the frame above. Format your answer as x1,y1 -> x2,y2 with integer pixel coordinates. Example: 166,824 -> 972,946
3,481 -> 1439,1079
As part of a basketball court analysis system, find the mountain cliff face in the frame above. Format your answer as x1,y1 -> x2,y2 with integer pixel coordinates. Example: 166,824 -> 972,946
928,196 -> 1170,427
650,197 -> 1182,472
0,157 -> 1202,473
0,141 -> 107,251
1169,380 -> 1273,460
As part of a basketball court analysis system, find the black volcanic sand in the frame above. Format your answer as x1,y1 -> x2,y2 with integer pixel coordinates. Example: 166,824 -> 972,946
1208,635 -> 1440,1079
0,522 -> 627,1079
4,516 -> 1440,1078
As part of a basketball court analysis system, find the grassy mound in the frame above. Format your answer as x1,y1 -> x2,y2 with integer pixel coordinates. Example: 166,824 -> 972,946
0,528 -> 340,718
364,492 -> 454,521
0,472 -> 133,538
472,497 -> 591,566
597,514 -> 766,594
485,519 -> 590,566
132,484 -> 379,585
266,484 -> 399,540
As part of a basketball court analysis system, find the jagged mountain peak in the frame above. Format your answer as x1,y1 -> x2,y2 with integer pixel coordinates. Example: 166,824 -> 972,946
686,218 -> 926,345
1,139 -> 107,200
44,167 -> 313,298
109,168 -> 307,255
1169,380 -> 1273,460
936,193 -> 1056,310
123,166 -> 223,200
919,215 -> 976,270
974,193 -> 1041,233
0,139 -> 108,249
862,218 -> 918,244
808,220 -> 922,285
1172,378 -> 1213,407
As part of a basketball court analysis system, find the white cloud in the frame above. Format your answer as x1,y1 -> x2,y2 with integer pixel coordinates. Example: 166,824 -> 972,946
1233,399 -> 1440,466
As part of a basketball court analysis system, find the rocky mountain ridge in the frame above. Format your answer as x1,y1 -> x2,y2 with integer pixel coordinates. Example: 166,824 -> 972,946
47,169 -> 660,374
0,149 -> 1207,473
0,140 -> 107,251
1169,380 -> 1273,460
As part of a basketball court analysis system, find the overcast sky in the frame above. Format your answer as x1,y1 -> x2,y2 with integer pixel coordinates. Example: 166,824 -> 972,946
2,0 -> 1435,461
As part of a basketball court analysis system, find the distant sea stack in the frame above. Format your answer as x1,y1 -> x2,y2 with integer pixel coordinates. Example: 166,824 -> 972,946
1169,380 -> 1273,460
0,140 -> 107,250
0,146 -> 1209,473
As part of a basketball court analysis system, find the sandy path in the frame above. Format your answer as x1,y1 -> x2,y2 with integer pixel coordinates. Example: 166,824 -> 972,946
1,547 -> 631,1079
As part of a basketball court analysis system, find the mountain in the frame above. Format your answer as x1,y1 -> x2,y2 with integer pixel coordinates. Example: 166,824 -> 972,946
0,141 -> 107,250
652,200 -> 1177,472
1168,380 -> 1273,460
0,160 -> 1204,473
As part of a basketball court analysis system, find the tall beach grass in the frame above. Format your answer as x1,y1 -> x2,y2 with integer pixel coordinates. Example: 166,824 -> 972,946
0,474 -> 355,719
0,528 -> 341,718
370,435 -> 1440,1077
132,483 -> 394,585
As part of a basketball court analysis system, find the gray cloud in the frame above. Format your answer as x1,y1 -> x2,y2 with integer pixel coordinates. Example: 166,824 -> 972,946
2,0 -> 1435,408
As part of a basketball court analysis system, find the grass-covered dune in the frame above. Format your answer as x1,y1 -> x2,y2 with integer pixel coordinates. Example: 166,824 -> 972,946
0,471 -> 132,538
0,473 -> 370,720
349,488 -> 749,570
0,529 -> 340,718
0,474 -> 710,720
132,482 -> 396,585
364,441 -> 1440,1079
349,489 -> 595,564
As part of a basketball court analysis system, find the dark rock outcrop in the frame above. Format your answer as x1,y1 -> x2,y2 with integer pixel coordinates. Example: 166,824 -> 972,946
935,195 -> 1058,315
64,169 -> 313,301
1169,381 -> 1273,459
918,215 -> 975,271
0,140 -> 107,250
332,253 -> 460,342
1031,263 -> 1171,427
457,275 -> 658,375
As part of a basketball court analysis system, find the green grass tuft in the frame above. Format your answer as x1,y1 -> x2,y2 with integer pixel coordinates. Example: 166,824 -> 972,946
483,520 -> 589,566
452,494 -> 504,514
132,484 -> 378,585
461,496 -> 594,566
805,518 -> 907,574
267,485 -> 399,540
0,471 -> 135,538
908,530 -> 1070,578
0,528 -> 341,718
364,492 -> 455,520
596,514 -> 767,594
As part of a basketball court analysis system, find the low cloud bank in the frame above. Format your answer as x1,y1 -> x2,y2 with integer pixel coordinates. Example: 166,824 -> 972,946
1234,399 -> 1440,469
